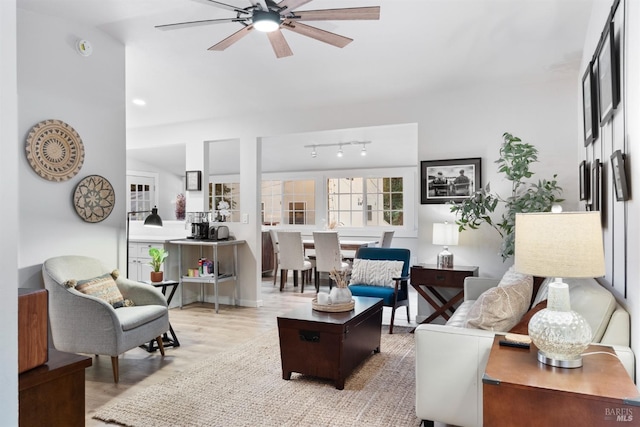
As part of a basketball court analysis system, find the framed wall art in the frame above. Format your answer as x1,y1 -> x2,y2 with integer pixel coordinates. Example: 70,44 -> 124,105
420,157 -> 481,204
591,160 -> 602,212
579,160 -> 590,201
610,150 -> 629,201
597,21 -> 619,125
185,170 -> 202,191
582,62 -> 598,146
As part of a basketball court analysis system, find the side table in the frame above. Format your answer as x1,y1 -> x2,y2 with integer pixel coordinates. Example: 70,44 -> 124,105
410,264 -> 478,324
483,335 -> 640,426
19,349 -> 92,426
141,280 -> 180,352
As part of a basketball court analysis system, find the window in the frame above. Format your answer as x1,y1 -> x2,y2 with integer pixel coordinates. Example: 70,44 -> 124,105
209,182 -> 240,222
261,179 -> 315,225
328,176 -> 404,227
126,172 -> 157,221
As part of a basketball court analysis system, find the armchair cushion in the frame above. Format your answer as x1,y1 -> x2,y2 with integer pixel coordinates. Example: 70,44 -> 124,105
349,259 -> 404,287
464,268 -> 533,331
69,273 -> 134,308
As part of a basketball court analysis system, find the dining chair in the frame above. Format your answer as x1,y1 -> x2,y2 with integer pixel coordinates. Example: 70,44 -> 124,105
312,231 -> 351,291
380,230 -> 395,248
276,231 -> 313,292
269,229 -> 279,286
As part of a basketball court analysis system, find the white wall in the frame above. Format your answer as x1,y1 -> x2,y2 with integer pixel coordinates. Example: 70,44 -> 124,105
581,0 -> 640,378
17,9 -> 126,287
1,0 -> 19,423
127,157 -> 183,221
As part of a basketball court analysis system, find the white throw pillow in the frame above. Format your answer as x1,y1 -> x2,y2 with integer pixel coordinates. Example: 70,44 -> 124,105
464,266 -> 533,331
349,259 -> 404,287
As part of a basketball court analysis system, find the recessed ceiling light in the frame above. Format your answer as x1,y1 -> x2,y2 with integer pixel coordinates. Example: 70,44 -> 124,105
132,99 -> 146,106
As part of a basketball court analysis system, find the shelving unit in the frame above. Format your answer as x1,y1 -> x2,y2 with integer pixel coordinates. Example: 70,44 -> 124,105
169,238 -> 246,313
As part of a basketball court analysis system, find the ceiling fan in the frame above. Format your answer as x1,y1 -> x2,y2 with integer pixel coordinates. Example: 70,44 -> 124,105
156,0 -> 380,58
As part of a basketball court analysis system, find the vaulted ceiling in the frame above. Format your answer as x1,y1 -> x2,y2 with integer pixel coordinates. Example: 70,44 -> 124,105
18,0 -> 593,131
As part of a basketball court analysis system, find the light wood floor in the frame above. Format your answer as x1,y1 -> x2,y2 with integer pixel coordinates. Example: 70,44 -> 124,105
85,276 -> 418,425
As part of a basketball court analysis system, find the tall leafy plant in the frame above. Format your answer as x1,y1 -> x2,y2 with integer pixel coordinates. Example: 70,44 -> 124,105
450,132 -> 564,261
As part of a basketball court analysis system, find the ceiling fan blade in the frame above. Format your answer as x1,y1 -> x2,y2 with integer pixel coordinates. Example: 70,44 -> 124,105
208,26 -> 253,51
291,6 -> 380,21
267,29 -> 293,58
156,18 -> 246,31
190,0 -> 250,15
277,0 -> 313,14
282,20 -> 352,48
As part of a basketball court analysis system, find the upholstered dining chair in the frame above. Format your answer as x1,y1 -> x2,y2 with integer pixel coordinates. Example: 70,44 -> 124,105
380,230 -> 395,248
42,255 -> 170,383
269,229 -> 280,286
276,231 -> 313,292
312,231 -> 351,291
348,247 -> 411,334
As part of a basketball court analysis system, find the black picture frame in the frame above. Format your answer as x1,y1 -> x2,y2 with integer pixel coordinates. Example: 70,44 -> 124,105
597,21 -> 619,125
420,157 -> 481,204
582,62 -> 598,146
185,170 -> 202,191
591,160 -> 602,212
579,160 -> 590,201
610,150 -> 629,201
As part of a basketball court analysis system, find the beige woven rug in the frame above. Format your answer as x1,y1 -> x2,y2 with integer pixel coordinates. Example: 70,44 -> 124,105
93,328 -> 420,426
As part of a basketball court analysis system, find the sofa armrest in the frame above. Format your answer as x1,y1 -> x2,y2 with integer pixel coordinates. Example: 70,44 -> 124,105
609,344 -> 636,381
415,323 -> 497,427
464,277 -> 499,301
116,277 -> 168,307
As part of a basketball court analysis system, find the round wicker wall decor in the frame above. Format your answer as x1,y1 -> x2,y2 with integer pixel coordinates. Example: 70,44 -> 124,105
25,119 -> 85,182
73,175 -> 115,223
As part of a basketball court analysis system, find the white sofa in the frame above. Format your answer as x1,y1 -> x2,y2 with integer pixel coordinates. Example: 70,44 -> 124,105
415,276 -> 635,427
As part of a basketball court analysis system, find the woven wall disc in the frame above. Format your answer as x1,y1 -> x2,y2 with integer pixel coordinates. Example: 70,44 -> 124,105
73,175 -> 115,223
26,119 -> 85,182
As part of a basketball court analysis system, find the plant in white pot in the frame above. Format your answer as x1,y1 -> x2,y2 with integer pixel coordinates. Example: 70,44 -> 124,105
149,247 -> 169,283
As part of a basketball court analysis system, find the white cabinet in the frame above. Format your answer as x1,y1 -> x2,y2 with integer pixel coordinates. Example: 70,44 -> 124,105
128,242 -> 165,282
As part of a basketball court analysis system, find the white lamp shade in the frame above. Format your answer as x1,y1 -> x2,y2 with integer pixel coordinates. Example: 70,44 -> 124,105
432,223 -> 459,246
514,212 -> 605,278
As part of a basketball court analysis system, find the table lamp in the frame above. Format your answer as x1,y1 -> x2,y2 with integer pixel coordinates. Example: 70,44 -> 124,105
126,206 -> 163,277
514,211 -> 605,368
433,222 -> 459,269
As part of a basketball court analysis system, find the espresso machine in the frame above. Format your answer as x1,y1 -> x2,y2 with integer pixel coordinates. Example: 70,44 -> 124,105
186,212 -> 210,240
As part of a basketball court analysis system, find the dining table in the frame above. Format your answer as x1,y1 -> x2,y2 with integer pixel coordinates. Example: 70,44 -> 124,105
302,238 -> 378,252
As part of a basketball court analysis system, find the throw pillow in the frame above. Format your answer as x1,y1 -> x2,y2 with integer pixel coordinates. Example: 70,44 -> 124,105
465,268 -> 533,331
349,259 -> 404,287
73,273 -> 134,308
508,300 -> 548,335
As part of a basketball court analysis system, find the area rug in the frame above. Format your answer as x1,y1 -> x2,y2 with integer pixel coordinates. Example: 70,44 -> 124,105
93,328 -> 420,426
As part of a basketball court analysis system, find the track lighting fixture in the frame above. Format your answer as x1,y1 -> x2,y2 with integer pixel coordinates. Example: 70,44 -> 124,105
304,141 -> 372,158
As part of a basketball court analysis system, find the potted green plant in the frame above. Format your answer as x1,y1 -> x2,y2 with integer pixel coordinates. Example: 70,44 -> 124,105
149,247 -> 169,282
450,132 -> 564,261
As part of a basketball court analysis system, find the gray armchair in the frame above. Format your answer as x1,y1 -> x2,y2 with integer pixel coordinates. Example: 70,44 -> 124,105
42,255 -> 170,383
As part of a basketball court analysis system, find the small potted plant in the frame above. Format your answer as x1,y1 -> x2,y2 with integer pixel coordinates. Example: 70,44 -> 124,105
149,247 -> 169,282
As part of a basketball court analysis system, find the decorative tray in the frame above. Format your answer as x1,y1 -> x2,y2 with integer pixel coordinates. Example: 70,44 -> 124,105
312,298 -> 355,313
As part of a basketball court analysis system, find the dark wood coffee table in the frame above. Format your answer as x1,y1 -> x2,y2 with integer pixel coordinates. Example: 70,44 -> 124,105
277,296 -> 383,390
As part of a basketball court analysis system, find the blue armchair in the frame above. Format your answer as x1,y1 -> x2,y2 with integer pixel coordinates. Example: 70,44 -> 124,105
348,247 -> 411,334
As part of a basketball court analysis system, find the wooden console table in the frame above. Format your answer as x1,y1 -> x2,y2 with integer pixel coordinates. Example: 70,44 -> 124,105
410,264 -> 478,324
483,335 -> 640,426
19,348 -> 92,426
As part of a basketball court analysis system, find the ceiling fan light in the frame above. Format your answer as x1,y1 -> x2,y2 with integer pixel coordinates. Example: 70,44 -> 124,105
253,10 -> 281,32
337,146 -> 344,158
361,145 -> 367,156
